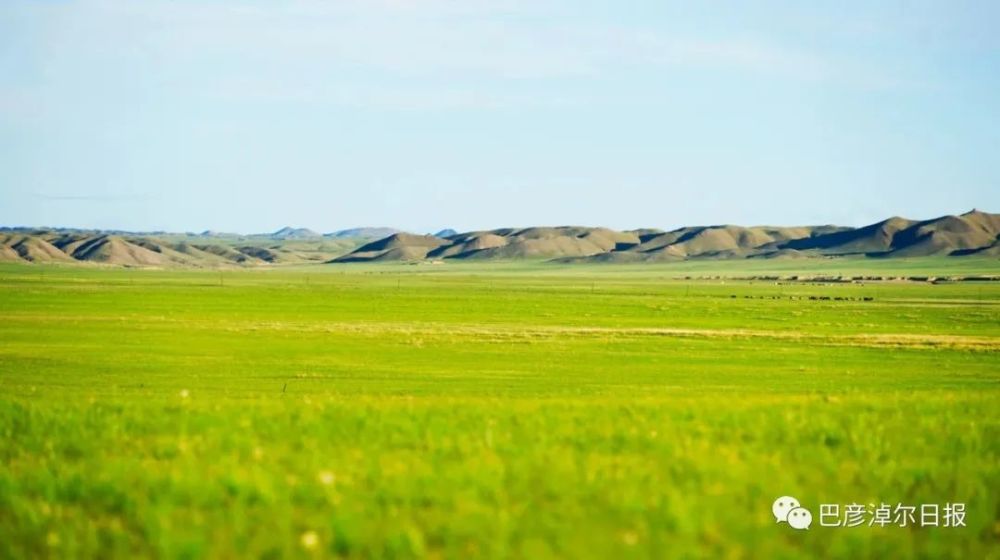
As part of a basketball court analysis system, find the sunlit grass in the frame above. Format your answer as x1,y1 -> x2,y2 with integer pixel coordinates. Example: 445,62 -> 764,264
0,261 -> 998,558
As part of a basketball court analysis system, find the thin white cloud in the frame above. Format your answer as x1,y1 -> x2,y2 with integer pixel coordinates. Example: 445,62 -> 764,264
26,1 -> 826,77
2,0 -> 921,114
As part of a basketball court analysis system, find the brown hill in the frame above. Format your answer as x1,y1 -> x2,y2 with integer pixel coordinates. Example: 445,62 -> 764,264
194,244 -> 262,263
332,234 -> 449,262
11,236 -> 75,262
782,217 -> 916,254
432,227 -> 640,260
332,211 -> 999,263
961,209 -> 1000,232
428,233 -> 508,258
69,236 -> 168,266
0,230 -> 361,267
47,233 -> 94,254
3,210 -> 997,266
612,225 -> 852,261
236,246 -> 282,263
168,242 -> 250,265
128,239 -> 213,266
332,227 -> 633,262
785,211 -> 1000,257
897,211 -> 999,255
962,240 -> 1000,256
0,242 -> 20,262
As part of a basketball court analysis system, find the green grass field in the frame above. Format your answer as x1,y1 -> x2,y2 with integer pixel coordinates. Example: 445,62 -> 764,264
1,260 -> 998,559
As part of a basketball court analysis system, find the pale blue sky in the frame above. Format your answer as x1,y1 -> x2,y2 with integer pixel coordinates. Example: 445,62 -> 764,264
1,0 -> 998,233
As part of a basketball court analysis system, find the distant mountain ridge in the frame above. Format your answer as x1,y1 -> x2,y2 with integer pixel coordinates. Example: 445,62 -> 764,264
326,227 -> 402,239
270,226 -> 321,239
0,228 -> 385,267
333,210 -> 1000,263
2,211 -> 997,267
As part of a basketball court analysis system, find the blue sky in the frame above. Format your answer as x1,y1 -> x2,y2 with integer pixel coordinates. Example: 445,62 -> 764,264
1,1 -> 998,234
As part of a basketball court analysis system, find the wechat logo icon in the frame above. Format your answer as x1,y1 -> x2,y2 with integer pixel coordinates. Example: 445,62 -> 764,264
773,496 -> 812,530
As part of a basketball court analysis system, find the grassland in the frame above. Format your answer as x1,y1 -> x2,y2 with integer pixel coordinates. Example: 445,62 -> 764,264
1,259 -> 998,559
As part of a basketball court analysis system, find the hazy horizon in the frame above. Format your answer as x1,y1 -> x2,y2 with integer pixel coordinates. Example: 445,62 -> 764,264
2,1 -> 998,233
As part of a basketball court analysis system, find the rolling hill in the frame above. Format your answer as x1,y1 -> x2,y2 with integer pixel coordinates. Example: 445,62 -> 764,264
2,211 -> 997,267
0,229 -> 370,267
334,233 -> 450,262
332,210 -> 1000,263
